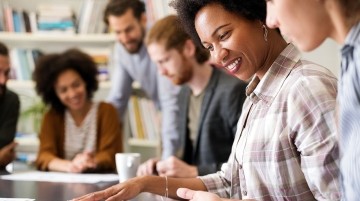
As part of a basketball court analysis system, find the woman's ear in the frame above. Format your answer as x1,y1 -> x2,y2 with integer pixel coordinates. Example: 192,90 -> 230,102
182,39 -> 196,57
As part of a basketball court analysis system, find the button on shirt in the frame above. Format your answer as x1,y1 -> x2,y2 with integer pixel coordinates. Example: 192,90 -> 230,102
339,21 -> 360,201
200,44 -> 340,200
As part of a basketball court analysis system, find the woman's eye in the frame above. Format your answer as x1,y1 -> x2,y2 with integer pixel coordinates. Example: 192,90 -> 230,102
219,31 -> 230,40
205,45 -> 214,51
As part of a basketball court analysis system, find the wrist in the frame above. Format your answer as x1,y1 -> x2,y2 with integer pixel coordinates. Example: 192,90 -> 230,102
135,175 -> 150,192
191,166 -> 199,177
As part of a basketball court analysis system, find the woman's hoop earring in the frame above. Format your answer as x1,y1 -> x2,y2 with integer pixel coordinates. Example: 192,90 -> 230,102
263,24 -> 268,42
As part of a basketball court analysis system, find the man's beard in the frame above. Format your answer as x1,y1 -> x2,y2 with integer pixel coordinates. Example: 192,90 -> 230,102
172,57 -> 193,85
122,27 -> 145,54
123,40 -> 143,54
0,84 -> 6,98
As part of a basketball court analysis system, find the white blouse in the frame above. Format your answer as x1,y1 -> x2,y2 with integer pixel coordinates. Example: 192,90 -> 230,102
64,102 -> 99,160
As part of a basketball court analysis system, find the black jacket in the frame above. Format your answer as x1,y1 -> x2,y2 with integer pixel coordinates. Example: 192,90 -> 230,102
177,67 -> 247,175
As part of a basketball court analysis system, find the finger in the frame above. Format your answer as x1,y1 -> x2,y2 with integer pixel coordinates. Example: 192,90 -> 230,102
71,192 -> 94,201
165,170 -> 176,177
69,163 -> 83,173
146,160 -> 156,175
156,160 -> 167,173
136,165 -> 144,176
177,188 -> 195,199
72,190 -> 105,201
85,161 -> 97,169
83,151 -> 94,156
137,165 -> 149,176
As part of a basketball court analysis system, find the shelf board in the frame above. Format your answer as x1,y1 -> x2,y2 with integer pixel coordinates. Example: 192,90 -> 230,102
0,33 -> 116,51
7,80 -> 111,88
128,138 -> 160,147
0,32 -> 116,43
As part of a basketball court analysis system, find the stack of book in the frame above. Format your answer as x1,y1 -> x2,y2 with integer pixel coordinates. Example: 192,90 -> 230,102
0,0 -> 108,34
37,4 -> 75,34
128,94 -> 161,141
91,53 -> 110,81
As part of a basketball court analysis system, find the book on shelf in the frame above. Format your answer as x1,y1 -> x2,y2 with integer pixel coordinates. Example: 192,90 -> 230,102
4,4 -> 14,32
77,0 -> 109,34
9,49 -> 43,80
8,48 -> 110,82
12,10 -> 23,33
37,4 -> 75,34
22,10 -> 31,33
0,0 -> 108,34
127,94 -> 161,141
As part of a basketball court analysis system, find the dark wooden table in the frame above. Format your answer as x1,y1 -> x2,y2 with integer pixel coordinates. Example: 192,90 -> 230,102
0,177 -> 117,200
0,162 -> 172,201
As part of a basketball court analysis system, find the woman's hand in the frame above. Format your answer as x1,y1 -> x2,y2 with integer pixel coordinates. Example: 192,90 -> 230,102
177,188 -> 256,201
177,188 -> 223,201
71,177 -> 143,201
70,152 -> 96,173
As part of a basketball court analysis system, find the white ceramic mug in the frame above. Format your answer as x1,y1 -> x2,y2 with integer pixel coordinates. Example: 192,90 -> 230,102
115,153 -> 141,183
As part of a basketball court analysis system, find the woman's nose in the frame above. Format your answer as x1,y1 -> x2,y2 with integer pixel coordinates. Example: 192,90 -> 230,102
213,47 -> 228,67
266,6 -> 280,29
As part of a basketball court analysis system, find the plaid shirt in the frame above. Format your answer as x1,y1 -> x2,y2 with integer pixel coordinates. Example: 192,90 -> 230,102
200,44 -> 340,201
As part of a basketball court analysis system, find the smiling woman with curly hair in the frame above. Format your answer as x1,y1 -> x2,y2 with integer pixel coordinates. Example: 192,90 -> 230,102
34,49 -> 122,173
72,0 -> 340,200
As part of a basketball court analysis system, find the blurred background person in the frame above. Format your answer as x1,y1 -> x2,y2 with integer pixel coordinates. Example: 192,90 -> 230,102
0,41 -> 19,169
104,0 -> 181,159
137,15 -> 247,178
34,49 -> 122,173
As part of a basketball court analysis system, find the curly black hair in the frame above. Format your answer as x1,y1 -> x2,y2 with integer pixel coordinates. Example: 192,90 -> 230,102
33,49 -> 98,112
103,0 -> 145,25
170,0 -> 266,47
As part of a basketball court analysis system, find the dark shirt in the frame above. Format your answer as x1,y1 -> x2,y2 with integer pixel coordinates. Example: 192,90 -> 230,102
178,67 -> 247,175
0,89 -> 20,149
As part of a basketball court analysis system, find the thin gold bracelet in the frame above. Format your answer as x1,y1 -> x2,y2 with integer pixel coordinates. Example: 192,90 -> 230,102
161,176 -> 168,201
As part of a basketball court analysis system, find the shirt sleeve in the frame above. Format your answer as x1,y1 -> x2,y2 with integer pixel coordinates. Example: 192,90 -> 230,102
36,110 -> 62,171
199,158 -> 234,198
288,73 -> 340,200
157,74 -> 181,159
0,93 -> 19,149
107,45 -> 133,120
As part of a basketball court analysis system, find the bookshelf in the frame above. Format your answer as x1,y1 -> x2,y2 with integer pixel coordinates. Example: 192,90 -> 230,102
1,0 -> 176,162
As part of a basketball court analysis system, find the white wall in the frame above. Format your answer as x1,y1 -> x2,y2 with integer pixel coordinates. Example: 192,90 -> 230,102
301,39 -> 341,77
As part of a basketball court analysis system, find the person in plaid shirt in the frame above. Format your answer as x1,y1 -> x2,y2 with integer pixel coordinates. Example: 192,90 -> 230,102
72,0 -> 340,200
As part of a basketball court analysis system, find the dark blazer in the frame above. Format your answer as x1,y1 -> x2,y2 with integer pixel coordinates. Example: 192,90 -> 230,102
177,67 -> 247,175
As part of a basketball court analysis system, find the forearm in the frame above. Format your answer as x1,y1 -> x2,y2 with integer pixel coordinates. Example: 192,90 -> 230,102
48,158 -> 71,172
142,176 -> 207,199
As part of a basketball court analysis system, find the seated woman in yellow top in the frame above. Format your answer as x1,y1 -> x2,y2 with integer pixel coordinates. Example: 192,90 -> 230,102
34,49 -> 122,173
